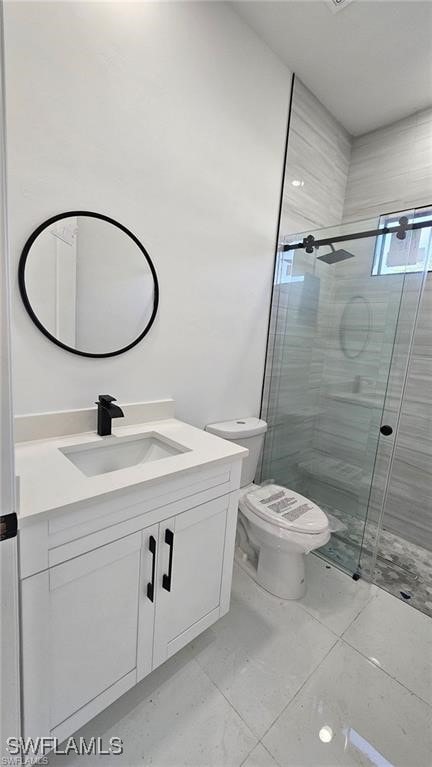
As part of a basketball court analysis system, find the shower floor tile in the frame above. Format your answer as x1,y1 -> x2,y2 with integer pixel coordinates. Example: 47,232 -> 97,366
318,502 -> 432,618
372,537 -> 432,617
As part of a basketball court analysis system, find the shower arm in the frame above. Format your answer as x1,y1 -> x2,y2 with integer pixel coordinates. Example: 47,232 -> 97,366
282,217 -> 432,254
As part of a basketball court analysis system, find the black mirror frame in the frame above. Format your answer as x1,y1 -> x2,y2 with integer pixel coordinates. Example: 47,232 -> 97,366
339,294 -> 371,360
18,210 -> 159,359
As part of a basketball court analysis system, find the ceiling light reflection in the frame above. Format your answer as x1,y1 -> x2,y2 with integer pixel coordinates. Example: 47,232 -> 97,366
319,725 -> 333,743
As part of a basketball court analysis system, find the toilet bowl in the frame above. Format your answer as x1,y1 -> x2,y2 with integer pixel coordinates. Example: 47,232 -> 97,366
238,482 -> 330,599
205,418 -> 330,599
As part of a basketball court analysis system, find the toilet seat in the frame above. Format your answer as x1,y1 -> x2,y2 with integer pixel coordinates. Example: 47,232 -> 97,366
240,483 -> 328,535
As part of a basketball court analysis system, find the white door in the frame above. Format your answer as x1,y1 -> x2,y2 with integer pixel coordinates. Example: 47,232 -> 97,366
0,2 -> 20,756
153,496 -> 231,668
21,532 -> 152,742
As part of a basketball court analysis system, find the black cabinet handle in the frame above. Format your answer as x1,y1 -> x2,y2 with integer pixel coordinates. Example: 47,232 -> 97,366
162,528 -> 174,592
147,535 -> 156,602
380,425 -> 393,436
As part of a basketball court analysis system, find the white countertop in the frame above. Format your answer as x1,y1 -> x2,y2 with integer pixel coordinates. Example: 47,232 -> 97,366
15,418 -> 247,521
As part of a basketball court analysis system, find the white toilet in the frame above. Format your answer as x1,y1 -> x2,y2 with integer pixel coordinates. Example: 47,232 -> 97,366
205,418 -> 330,599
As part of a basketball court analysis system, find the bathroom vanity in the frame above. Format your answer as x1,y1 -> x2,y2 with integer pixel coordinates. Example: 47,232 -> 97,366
15,400 -> 247,744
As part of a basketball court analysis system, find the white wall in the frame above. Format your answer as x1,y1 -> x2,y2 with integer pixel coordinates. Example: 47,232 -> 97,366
75,217 -> 154,353
24,221 -> 77,344
4,1 -> 291,426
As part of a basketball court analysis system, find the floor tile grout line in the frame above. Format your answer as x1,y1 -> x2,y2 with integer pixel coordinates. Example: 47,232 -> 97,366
192,619 -> 340,750
338,635 -> 432,709
239,741 -> 261,767
287,603 -> 341,641
238,733 -> 284,767
291,583 -> 377,640
213,566 -> 356,743
193,656 -> 260,744
338,587 -> 380,638
257,636 -> 340,744
191,568 -> 343,744
237,563 -> 355,641
257,739 -> 284,767
198,622 -> 431,763
208,564 -> 432,764
193,583 -> 345,734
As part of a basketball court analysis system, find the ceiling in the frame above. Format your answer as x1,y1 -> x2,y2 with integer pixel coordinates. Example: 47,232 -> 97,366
232,0 -> 432,135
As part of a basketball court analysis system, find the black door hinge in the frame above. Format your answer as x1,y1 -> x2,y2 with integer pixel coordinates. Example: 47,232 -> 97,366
0,513 -> 18,541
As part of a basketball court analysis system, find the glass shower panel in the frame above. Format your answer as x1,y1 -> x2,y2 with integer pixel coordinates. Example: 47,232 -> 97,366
360,207 -> 432,614
260,216 -> 417,576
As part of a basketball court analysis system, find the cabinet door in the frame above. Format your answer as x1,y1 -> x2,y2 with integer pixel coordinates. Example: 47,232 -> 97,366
21,532 -> 148,742
137,524 -> 159,681
153,495 -> 234,668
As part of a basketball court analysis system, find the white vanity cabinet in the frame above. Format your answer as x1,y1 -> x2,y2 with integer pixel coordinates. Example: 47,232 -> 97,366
21,531 -> 151,742
152,494 -> 236,668
19,461 -> 242,745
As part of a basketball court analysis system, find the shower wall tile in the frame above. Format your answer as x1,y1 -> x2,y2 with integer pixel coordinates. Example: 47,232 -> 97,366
262,78 -> 351,486
307,241 -> 431,553
313,115 -> 432,549
318,273 -> 432,553
344,107 -> 432,222
262,76 -> 432,561
281,80 -> 351,235
379,277 -> 432,549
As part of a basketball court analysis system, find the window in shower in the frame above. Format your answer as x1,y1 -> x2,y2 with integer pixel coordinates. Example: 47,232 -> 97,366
277,250 -> 307,285
372,206 -> 432,276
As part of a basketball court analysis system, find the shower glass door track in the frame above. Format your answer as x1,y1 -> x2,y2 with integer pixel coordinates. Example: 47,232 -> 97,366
260,207 -> 432,615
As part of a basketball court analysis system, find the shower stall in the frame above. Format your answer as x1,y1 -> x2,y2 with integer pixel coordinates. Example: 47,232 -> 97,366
260,207 -> 432,616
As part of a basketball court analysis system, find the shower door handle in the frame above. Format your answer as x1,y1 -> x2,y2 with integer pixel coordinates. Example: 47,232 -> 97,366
380,425 -> 393,436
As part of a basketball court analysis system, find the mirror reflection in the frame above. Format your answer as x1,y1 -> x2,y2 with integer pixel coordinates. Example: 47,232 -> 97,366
339,295 -> 371,359
20,213 -> 158,357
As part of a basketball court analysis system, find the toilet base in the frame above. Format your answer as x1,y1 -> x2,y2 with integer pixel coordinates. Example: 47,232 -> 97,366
257,546 -> 306,599
235,544 -> 306,600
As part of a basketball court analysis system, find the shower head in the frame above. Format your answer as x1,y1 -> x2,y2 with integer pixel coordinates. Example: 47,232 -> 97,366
317,244 -> 355,265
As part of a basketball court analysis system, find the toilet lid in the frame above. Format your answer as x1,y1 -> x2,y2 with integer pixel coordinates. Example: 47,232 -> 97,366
241,484 -> 328,534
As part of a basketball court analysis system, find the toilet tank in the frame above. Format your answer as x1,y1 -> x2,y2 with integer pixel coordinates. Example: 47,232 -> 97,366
205,418 -> 267,487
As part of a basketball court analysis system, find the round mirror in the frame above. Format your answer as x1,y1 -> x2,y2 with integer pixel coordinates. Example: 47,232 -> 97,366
339,295 -> 371,359
18,212 -> 159,358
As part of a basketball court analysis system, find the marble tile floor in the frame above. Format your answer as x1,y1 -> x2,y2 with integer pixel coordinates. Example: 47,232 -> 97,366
50,556 -> 432,767
319,503 -> 432,618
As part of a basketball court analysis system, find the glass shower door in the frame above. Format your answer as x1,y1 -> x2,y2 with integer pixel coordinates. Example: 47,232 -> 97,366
360,207 -> 432,614
260,213 -> 427,577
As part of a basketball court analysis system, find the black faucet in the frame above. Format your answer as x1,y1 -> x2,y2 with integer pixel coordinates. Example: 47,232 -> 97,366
96,395 -> 124,436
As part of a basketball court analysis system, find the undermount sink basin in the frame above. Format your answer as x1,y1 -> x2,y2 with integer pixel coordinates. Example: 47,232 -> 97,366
60,432 -> 188,477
